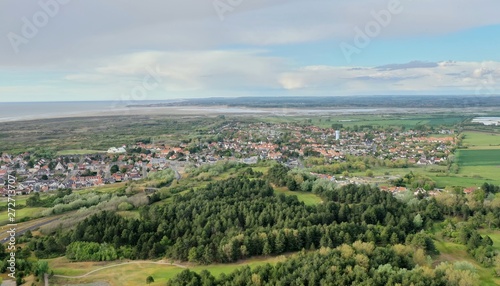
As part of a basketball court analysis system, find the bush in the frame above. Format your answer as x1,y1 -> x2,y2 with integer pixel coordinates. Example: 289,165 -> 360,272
118,202 -> 134,211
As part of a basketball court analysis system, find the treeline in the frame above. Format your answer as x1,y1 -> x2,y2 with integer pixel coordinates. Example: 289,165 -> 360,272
391,172 -> 436,190
66,242 -> 117,261
168,244 -> 476,286
305,155 -> 410,175
26,189 -> 72,207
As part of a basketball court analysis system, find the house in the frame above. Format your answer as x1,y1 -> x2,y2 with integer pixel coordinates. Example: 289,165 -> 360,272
463,187 -> 478,194
107,146 -> 127,154
55,162 -> 66,171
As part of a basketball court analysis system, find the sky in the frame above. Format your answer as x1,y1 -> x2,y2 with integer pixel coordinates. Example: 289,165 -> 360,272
1,0 -> 500,102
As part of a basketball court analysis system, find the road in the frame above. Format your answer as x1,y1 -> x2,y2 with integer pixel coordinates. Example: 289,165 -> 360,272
1,216 -> 63,243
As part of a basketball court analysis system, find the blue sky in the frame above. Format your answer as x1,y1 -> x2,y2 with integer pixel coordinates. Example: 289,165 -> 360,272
1,0 -> 500,102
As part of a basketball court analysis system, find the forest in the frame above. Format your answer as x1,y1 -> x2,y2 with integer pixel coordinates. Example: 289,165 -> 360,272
25,176 -> 429,262
4,165 -> 500,285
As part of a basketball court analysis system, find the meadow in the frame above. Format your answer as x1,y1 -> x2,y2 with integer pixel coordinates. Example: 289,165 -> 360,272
462,132 -> 500,150
273,186 -> 323,205
48,255 -> 287,286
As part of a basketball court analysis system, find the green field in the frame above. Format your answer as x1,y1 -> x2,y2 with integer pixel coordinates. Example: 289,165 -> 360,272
430,175 -> 497,188
462,132 -> 500,150
0,207 -> 46,226
274,187 -> 323,205
49,255 -> 286,286
454,149 -> 500,185
56,149 -> 106,155
457,150 -> 500,167
261,115 -> 467,129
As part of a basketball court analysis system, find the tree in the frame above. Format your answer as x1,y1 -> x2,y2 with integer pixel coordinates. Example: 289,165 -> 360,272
34,261 -> 49,280
485,212 -> 497,229
286,179 -> 298,191
146,275 -> 155,284
494,255 -> 500,277
110,165 -> 119,174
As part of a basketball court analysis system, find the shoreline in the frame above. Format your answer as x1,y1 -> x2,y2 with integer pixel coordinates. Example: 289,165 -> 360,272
1,106 -> 499,123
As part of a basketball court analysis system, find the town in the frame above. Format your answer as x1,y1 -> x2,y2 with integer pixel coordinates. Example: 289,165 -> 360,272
0,121 -> 456,196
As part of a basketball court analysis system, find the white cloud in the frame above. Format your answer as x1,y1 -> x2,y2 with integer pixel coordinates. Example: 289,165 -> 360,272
278,61 -> 500,95
1,0 -> 500,65
2,59 -> 500,101
1,1 -> 500,100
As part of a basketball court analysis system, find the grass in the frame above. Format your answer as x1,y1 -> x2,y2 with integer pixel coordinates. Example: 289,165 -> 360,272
349,166 -> 490,188
190,255 -> 286,277
56,149 -> 106,155
252,167 -> 269,174
48,255 -> 287,286
462,132 -> 500,150
274,186 -> 323,205
0,214 -> 66,242
80,182 -> 127,194
457,166 -> 500,185
260,114 -> 467,129
116,210 -> 140,220
0,207 -> 46,226
434,239 -> 500,286
457,150 -> 500,167
430,175 -> 493,188
479,230 -> 500,251
453,149 -> 500,185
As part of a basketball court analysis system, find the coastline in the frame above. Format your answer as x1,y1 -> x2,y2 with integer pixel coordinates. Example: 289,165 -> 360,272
1,105 -> 499,123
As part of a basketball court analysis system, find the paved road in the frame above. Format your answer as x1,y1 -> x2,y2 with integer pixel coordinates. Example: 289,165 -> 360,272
1,216 -> 61,243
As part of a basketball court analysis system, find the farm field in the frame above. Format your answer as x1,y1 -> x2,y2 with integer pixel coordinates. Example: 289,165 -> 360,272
261,115 -> 468,129
455,149 -> 500,185
462,132 -> 500,150
430,175 -> 498,188
457,150 -> 500,167
457,166 -> 500,185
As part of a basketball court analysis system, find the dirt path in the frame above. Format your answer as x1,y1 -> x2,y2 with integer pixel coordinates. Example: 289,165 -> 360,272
54,261 -> 187,279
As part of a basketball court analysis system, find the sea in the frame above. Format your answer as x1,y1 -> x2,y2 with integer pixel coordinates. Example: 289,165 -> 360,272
0,100 -> 179,122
